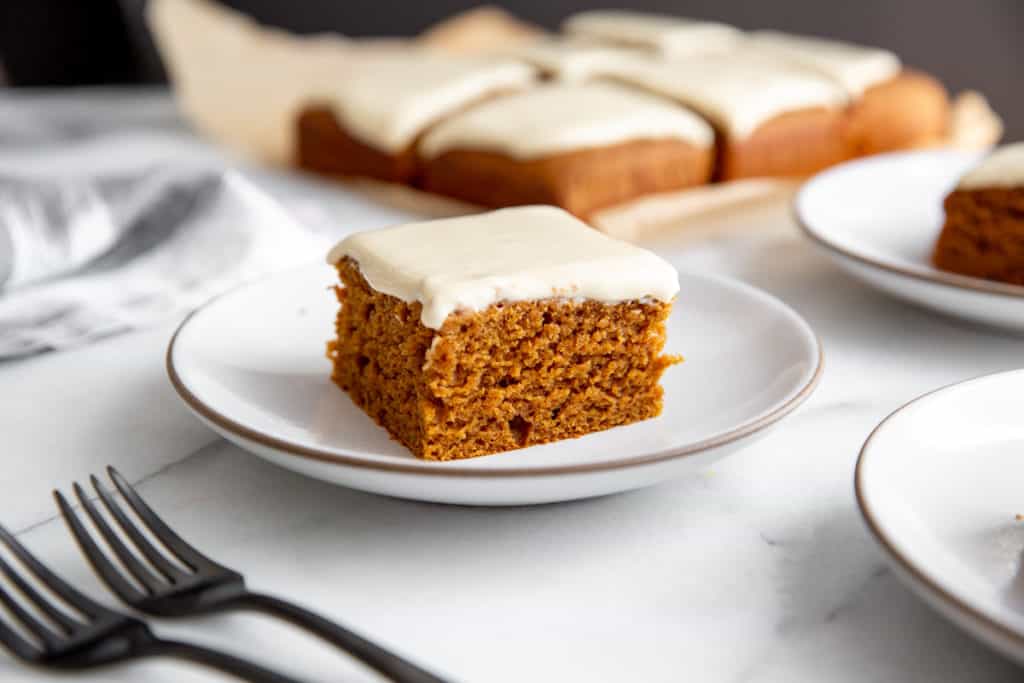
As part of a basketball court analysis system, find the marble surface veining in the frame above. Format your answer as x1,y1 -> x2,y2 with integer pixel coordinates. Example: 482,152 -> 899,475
0,88 -> 1022,682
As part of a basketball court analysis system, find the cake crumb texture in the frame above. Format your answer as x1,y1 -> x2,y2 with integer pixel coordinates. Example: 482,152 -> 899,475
932,188 -> 1024,285
328,258 -> 680,461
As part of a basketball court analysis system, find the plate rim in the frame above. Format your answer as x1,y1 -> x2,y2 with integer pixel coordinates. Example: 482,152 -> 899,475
793,149 -> 1024,301
855,368 -> 1024,651
166,266 -> 824,479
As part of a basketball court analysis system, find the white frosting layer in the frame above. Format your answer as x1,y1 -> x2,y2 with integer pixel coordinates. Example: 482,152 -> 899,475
323,51 -> 535,153
957,142 -> 1024,190
418,82 -> 713,159
500,38 -> 644,82
327,206 -> 680,329
746,31 -> 901,96
563,10 -> 740,57
603,53 -> 849,138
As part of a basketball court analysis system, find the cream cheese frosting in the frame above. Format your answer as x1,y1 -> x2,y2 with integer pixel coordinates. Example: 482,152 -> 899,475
326,206 -> 680,329
417,82 -> 713,159
499,38 -> 645,82
563,10 -> 741,57
957,142 -> 1024,190
745,31 -> 901,96
322,51 -> 536,153
602,52 -> 849,139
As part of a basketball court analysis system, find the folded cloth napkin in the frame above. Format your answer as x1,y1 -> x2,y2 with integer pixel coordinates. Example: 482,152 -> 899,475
0,166 -> 320,359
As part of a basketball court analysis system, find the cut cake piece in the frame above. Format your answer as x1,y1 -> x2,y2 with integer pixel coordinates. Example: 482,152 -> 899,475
416,82 -> 714,219
295,51 -> 535,183
600,51 -> 850,180
743,31 -> 949,155
933,143 -> 1024,285
326,206 -> 682,461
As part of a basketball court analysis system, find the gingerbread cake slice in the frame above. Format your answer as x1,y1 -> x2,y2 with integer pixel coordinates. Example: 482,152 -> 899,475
601,52 -> 850,180
295,51 -> 535,183
744,31 -> 949,155
416,82 -> 714,218
563,10 -> 740,57
326,206 -> 681,461
933,143 -> 1024,285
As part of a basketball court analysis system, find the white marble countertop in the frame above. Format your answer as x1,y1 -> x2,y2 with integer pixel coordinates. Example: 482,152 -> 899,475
1,88 -> 1022,682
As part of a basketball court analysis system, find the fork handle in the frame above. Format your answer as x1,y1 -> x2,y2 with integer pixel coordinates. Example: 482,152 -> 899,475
231,592 -> 450,683
146,638 -> 305,683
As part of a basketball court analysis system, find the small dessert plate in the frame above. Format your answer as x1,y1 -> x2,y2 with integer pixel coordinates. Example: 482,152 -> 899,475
795,149 -> 1024,332
857,369 -> 1024,665
167,265 -> 822,506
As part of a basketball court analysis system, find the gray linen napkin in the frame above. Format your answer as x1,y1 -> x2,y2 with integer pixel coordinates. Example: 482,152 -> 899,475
0,166 -> 319,358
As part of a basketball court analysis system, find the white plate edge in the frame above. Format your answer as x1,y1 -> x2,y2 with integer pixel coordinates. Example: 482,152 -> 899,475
855,368 -> 1024,653
793,150 -> 1024,301
167,266 -> 825,479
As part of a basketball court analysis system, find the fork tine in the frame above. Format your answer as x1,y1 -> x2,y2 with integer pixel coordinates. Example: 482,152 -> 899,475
71,482 -> 166,595
0,553 -> 81,633
108,467 -> 218,571
0,616 -> 39,660
92,476 -> 188,583
0,525 -> 103,619
0,579 -> 62,648
54,491 -> 145,604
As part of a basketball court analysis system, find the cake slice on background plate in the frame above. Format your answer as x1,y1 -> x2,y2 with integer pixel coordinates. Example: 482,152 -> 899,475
933,143 -> 1024,285
326,206 -> 682,461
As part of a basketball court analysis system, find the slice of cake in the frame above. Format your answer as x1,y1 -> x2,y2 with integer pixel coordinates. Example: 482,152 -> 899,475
744,31 -> 949,156
295,51 -> 535,183
563,10 -> 740,57
326,206 -> 682,461
416,82 -> 714,218
933,143 -> 1024,285
601,52 -> 850,180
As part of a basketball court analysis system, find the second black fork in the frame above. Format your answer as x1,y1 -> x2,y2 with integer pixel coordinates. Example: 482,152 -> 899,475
56,467 -> 449,683
0,525 -> 301,682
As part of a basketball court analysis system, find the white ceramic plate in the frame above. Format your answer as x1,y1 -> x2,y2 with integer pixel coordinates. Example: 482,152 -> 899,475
795,150 -> 1024,332
857,369 -> 1024,664
167,265 -> 822,506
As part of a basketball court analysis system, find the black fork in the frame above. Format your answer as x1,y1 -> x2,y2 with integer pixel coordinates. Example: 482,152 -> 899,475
0,525 -> 301,681
57,467 -> 449,683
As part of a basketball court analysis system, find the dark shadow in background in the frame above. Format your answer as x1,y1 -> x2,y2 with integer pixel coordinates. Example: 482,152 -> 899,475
0,0 -> 142,85
0,0 -> 1020,140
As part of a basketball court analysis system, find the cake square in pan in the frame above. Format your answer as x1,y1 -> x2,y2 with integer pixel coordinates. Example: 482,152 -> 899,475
295,51 -> 535,183
601,51 -> 852,180
744,31 -> 949,155
416,82 -> 714,219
